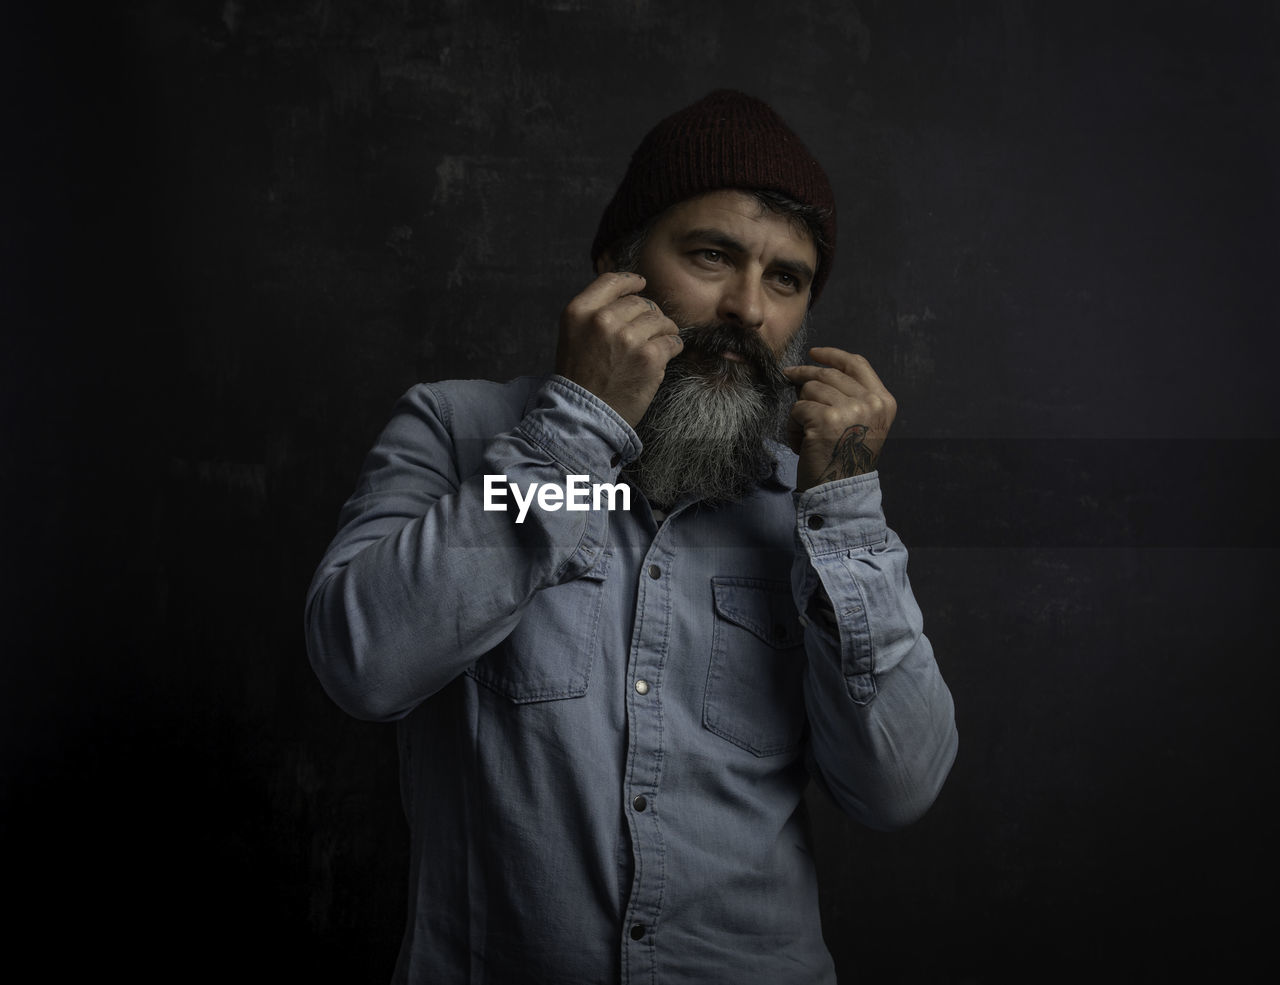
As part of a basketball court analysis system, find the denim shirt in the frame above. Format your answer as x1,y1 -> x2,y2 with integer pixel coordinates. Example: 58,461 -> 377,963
305,375 -> 958,985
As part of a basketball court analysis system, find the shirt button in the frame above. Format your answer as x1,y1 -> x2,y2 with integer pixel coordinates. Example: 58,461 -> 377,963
610,453 -> 621,468
648,564 -> 661,579
634,679 -> 650,695
632,795 -> 647,812
630,924 -> 646,940
807,514 -> 825,530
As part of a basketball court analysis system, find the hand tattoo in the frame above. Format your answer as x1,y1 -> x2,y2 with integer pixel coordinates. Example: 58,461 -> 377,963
818,425 -> 877,482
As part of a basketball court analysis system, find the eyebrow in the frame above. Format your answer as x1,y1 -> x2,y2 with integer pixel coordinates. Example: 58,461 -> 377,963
678,227 -> 816,286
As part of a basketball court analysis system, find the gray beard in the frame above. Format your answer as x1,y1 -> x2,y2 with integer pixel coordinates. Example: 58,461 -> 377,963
626,323 -> 807,509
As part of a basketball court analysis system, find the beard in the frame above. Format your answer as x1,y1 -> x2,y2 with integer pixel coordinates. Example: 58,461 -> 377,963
625,320 -> 807,509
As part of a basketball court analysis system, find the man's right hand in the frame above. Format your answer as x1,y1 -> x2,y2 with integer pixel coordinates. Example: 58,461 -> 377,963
554,272 -> 683,429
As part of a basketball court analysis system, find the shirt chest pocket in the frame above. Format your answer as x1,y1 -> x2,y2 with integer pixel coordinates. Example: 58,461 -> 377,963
465,557 -> 610,703
703,577 -> 807,758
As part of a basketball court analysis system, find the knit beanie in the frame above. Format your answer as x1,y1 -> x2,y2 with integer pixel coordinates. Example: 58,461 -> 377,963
591,89 -> 837,303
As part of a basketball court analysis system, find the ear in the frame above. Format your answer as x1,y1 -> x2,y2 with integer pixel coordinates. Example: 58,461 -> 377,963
594,251 -> 616,275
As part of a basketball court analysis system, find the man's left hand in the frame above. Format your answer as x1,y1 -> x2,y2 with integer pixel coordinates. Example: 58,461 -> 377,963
782,347 -> 897,493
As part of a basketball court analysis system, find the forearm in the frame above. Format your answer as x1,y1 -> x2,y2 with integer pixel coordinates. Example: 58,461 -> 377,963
794,473 -> 958,829
305,377 -> 636,721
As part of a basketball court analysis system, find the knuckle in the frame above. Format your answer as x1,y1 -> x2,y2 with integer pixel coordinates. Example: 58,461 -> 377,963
591,308 -> 620,333
623,326 -> 655,354
562,298 -> 587,323
636,345 -> 667,371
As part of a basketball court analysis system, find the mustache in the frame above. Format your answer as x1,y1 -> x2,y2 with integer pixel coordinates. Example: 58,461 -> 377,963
672,322 -> 792,394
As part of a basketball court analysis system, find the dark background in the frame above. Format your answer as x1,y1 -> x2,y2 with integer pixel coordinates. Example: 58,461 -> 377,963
3,1 -> 1276,981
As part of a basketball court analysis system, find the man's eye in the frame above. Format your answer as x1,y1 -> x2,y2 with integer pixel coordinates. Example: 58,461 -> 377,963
698,250 -> 723,263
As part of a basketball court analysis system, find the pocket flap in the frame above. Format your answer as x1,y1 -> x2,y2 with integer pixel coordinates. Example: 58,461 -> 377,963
711,577 -> 804,649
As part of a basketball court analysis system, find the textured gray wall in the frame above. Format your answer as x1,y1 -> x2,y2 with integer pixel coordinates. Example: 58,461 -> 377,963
4,1 -> 1276,981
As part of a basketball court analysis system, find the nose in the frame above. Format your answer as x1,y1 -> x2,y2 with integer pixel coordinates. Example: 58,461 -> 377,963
716,271 -> 765,332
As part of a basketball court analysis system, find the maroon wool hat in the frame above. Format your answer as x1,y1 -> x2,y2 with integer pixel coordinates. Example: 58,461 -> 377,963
591,89 -> 838,304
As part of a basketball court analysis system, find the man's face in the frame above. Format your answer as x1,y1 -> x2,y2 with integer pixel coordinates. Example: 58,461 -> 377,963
627,188 -> 817,360
600,189 -> 819,507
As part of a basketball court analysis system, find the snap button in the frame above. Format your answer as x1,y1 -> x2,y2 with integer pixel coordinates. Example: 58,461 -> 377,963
807,514 -> 825,530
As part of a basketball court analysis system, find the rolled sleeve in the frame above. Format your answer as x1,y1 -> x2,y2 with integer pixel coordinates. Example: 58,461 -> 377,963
516,375 -> 642,478
791,472 -> 958,828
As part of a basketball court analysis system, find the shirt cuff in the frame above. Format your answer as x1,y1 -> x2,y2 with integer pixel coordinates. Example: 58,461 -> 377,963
794,472 -> 889,556
514,375 -> 642,479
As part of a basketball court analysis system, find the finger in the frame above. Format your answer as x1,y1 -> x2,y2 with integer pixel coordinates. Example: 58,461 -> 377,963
585,292 -> 675,343
609,292 -> 665,323
606,310 -> 679,356
794,379 -> 851,407
624,317 -> 681,353
623,329 -> 684,375
788,398 -> 846,434
782,364 -> 864,398
645,331 -> 685,359
567,271 -> 648,314
805,347 -> 888,392
626,303 -> 680,339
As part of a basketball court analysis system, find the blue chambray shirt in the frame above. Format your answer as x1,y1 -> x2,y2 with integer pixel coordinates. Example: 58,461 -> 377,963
306,375 -> 957,985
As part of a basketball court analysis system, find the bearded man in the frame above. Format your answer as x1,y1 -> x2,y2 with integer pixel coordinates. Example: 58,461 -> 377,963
306,90 -> 958,985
